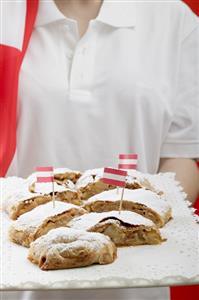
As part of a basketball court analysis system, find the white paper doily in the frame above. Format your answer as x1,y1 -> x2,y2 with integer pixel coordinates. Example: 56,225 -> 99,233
1,173 -> 199,290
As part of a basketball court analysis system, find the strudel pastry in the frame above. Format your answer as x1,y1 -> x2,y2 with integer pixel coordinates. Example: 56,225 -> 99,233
76,168 -> 115,200
83,189 -> 172,227
3,191 -> 51,220
53,168 -> 82,184
1,176 -> 29,201
76,168 -> 151,201
28,227 -> 117,270
68,211 -> 164,246
126,176 -> 163,196
9,201 -> 87,247
29,180 -> 82,206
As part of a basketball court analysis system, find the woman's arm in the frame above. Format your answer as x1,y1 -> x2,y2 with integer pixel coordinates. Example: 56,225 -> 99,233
159,158 -> 199,204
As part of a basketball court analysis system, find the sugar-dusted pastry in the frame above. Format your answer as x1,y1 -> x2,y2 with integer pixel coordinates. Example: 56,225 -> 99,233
1,176 -> 29,199
29,180 -> 82,206
83,189 -> 172,228
76,168 -> 114,200
9,201 -> 87,247
28,227 -> 117,270
76,168 -> 150,201
53,168 -> 82,184
3,191 -> 51,220
68,211 -> 164,246
126,176 -> 164,196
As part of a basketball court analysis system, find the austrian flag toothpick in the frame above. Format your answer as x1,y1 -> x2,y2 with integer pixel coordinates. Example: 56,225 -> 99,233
101,168 -> 127,187
36,166 -> 55,208
101,167 -> 127,213
36,166 -> 54,183
118,154 -> 138,170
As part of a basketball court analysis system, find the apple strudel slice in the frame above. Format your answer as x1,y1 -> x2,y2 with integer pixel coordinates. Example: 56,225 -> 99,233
3,191 -> 51,220
53,168 -> 82,184
29,180 -> 82,206
76,168 -> 149,201
9,201 -> 87,247
28,227 -> 117,270
76,168 -> 113,200
68,211 -> 165,246
83,189 -> 172,228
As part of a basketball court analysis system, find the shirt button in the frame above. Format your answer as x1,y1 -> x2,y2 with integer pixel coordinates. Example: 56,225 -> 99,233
82,47 -> 86,54
63,24 -> 70,31
77,46 -> 87,56
66,52 -> 73,60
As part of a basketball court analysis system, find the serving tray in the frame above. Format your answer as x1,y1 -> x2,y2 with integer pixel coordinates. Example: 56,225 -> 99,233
1,173 -> 198,290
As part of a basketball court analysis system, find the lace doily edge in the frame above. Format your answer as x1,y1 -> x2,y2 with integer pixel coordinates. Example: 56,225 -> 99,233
1,275 -> 199,290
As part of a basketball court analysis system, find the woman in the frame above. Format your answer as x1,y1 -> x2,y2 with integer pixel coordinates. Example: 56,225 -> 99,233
1,0 -> 199,299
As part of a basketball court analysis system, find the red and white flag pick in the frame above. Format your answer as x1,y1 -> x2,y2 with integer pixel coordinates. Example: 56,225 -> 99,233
101,167 -> 127,213
36,166 -> 54,183
36,166 -> 55,208
118,154 -> 138,170
101,167 -> 127,187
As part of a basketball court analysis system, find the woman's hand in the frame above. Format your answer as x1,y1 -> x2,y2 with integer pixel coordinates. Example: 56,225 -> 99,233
159,158 -> 199,204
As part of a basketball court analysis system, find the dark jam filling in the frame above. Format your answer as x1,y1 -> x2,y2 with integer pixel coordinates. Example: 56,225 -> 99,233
99,217 -> 139,228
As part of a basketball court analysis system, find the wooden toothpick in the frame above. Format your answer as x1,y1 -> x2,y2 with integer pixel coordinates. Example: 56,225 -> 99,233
52,180 -> 55,208
119,186 -> 125,213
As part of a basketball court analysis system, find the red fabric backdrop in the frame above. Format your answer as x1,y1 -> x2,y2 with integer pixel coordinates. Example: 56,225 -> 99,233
170,2 -> 199,300
184,0 -> 199,15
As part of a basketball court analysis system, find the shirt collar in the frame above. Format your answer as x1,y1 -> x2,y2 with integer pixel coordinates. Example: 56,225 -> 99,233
35,0 -> 136,28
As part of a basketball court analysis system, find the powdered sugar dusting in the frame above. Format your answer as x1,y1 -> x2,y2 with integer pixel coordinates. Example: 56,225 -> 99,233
85,189 -> 171,215
34,182 -> 73,194
76,168 -> 151,190
12,201 -> 81,230
68,211 -> 154,231
54,168 -> 80,175
1,177 -> 31,210
3,190 -> 42,212
76,168 -> 104,189
62,180 -> 76,190
126,175 -> 142,185
30,227 -> 111,253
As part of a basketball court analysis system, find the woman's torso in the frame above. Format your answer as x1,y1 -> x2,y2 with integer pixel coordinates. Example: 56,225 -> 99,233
8,0 -> 186,177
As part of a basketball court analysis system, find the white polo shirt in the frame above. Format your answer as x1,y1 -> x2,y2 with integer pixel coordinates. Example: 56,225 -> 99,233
7,0 -> 199,178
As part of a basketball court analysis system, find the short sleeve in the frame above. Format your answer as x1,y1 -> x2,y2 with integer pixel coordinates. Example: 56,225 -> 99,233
161,5 -> 199,159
